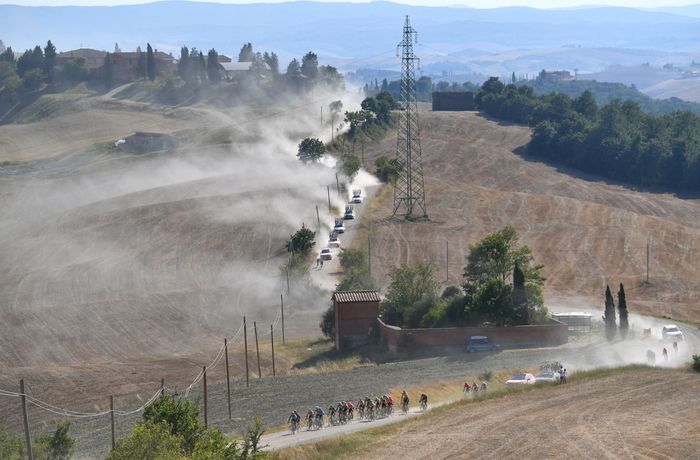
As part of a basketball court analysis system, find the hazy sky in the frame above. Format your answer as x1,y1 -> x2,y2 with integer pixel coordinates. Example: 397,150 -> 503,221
2,0 -> 693,8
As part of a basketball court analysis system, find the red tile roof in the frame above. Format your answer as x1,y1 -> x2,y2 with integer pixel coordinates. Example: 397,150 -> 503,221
332,290 -> 381,303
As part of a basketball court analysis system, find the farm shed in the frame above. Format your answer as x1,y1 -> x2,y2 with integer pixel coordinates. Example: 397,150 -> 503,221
432,91 -> 475,111
332,290 -> 380,351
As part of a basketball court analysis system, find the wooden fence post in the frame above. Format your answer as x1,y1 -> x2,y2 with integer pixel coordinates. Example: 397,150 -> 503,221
202,366 -> 208,428
243,316 -> 249,388
225,338 -> 231,419
110,395 -> 115,451
20,379 -> 33,460
271,324 -> 276,377
254,321 -> 261,378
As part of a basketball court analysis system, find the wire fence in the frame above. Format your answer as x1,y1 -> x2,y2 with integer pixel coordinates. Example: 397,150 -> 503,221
0,297 -> 289,459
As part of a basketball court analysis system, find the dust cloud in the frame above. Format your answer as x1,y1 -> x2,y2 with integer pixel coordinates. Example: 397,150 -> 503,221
0,85 -> 363,375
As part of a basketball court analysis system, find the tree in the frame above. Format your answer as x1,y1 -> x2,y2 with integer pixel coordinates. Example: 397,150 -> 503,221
463,225 -> 542,288
103,52 -> 114,89
285,224 -> 315,255
336,248 -> 374,291
43,40 -> 56,83
380,261 -> 439,327
603,285 -> 617,341
341,153 -> 361,178
329,100 -> 343,114
320,305 -> 335,339
375,155 -> 403,184
191,427 -> 241,459
106,421 -> 182,460
301,51 -> 319,81
618,283 -> 629,338
511,71 -> 516,84
143,394 -> 202,454
33,422 -> 75,460
238,43 -> 254,62
297,137 -> 325,163
469,277 -> 514,327
285,58 -> 302,88
146,43 -> 156,81
135,49 -> 146,80
262,51 -> 279,75
512,262 -> 527,324
206,48 -> 221,82
114,42 -> 122,53
0,47 -> 15,64
21,68 -> 43,90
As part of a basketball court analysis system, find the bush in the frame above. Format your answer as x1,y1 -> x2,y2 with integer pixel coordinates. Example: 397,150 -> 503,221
0,430 -> 23,460
320,305 -> 335,339
192,427 -> 240,460
692,354 -> 700,372
479,370 -> 493,381
143,394 -> 202,454
34,422 -> 74,460
341,153 -> 361,178
106,421 -> 182,460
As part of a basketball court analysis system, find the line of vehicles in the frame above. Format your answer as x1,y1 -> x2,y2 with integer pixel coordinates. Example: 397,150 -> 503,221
319,189 -> 363,262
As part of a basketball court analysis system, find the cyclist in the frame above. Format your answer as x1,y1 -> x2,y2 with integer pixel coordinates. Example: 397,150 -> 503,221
314,406 -> 324,429
288,410 -> 300,434
673,341 -> 678,353
347,400 -> 354,421
306,409 -> 314,431
386,394 -> 394,414
401,390 -> 410,413
481,382 -> 488,391
419,393 -> 428,411
662,347 -> 668,361
328,404 -> 336,426
463,382 -> 471,393
357,398 -> 365,419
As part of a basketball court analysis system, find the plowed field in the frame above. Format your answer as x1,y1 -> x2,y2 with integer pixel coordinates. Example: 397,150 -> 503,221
359,108 -> 700,322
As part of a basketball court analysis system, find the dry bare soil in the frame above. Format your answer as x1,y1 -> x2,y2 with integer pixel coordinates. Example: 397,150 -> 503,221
0,88 -> 341,435
360,107 -> 700,322
358,368 -> 700,460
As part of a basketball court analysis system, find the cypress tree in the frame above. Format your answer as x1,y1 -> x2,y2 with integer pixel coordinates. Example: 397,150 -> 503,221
146,43 -> 156,81
43,40 -> 56,83
618,283 -> 629,338
512,262 -> 527,324
103,52 -> 113,89
206,49 -> 220,82
603,285 -> 617,341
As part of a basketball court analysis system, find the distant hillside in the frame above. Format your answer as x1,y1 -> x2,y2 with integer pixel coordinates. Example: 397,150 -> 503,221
1,1 -> 700,73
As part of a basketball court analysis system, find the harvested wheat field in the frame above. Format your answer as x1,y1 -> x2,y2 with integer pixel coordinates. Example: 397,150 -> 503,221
355,368 -> 700,460
0,91 -> 345,433
359,107 -> 700,322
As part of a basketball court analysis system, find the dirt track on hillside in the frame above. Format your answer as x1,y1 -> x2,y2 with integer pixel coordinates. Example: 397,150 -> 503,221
360,368 -> 700,459
359,107 -> 700,322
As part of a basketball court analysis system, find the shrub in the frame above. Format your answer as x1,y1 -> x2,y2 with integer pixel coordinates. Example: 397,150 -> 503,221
479,370 -> 493,381
34,422 -> 74,460
320,305 -> 335,339
0,430 -> 23,460
692,354 -> 700,372
192,427 -> 240,460
106,421 -> 182,460
143,394 -> 202,454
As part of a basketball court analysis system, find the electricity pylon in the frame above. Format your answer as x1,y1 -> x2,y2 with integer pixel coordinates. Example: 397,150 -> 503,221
392,15 -> 427,219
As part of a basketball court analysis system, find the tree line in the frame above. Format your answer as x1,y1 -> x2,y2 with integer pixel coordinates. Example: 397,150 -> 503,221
476,76 -> 700,191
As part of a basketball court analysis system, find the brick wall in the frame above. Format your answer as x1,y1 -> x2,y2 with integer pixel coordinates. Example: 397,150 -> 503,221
377,318 -> 567,352
334,300 -> 379,351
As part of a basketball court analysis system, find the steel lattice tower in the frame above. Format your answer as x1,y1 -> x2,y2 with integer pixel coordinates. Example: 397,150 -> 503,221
392,15 -> 427,219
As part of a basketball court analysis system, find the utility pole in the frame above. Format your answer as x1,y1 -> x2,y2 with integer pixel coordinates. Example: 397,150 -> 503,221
392,16 -> 428,219
316,205 -> 321,230
243,316 -> 249,387
327,185 -> 332,213
253,321 -> 261,378
270,324 -> 276,377
336,173 -> 341,197
20,379 -> 33,460
285,269 -> 290,295
280,294 -> 286,344
224,338 -> 231,419
446,240 -> 449,282
110,395 -> 115,451
646,240 -> 650,284
367,234 -> 371,276
321,106 -> 323,127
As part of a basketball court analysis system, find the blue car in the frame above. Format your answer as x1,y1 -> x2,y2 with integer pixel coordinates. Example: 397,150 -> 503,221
466,336 -> 501,353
